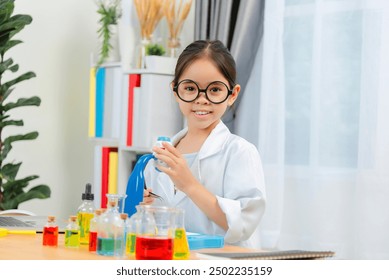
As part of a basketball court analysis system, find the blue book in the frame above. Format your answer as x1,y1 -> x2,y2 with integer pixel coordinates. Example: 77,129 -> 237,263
95,67 -> 105,137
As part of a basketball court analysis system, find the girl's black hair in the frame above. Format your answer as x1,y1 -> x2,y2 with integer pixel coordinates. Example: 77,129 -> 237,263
173,40 -> 236,89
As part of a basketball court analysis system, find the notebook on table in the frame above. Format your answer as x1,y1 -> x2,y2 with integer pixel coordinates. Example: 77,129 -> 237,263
196,250 -> 335,260
0,215 -> 67,233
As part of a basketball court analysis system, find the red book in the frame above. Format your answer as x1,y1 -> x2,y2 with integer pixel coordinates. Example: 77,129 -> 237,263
126,74 -> 141,147
101,147 -> 110,208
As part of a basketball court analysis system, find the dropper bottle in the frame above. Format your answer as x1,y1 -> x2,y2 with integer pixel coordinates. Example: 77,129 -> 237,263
77,183 -> 95,245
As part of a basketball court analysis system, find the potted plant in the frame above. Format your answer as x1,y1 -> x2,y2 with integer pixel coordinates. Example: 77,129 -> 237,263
144,43 -> 176,74
145,43 -> 166,56
95,0 -> 122,68
0,0 -> 51,210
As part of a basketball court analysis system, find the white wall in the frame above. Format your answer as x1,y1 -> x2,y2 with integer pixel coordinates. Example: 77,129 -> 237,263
8,0 -> 195,219
9,0 -> 99,218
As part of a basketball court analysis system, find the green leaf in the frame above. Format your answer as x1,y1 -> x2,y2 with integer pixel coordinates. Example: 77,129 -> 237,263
2,175 -> 39,191
0,1 -> 14,25
2,184 -> 51,209
0,57 -> 13,73
0,200 -> 18,210
0,71 -> 36,95
1,131 -> 39,161
0,14 -> 32,34
0,87 -> 14,101
0,186 -> 50,208
0,119 -> 23,128
2,96 -> 41,112
0,162 -> 21,181
0,39 -> 22,57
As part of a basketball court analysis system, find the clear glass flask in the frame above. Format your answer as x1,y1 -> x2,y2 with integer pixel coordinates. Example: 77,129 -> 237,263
173,208 -> 190,259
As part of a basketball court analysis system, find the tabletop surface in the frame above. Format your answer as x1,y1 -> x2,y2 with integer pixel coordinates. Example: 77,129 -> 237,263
0,233 -> 252,260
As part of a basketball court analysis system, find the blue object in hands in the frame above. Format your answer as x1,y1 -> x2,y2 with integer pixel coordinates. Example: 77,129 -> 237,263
124,153 -> 154,217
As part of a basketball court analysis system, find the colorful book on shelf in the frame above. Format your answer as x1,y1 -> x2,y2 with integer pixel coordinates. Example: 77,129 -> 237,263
101,147 -> 119,208
93,146 -> 102,209
103,67 -> 114,138
108,150 -> 118,194
95,67 -> 105,138
110,67 -> 122,139
102,66 -> 122,139
126,74 -> 141,146
101,147 -> 110,208
88,67 -> 96,137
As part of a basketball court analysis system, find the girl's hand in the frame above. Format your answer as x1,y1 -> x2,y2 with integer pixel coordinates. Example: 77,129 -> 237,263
142,188 -> 155,205
152,142 -> 198,194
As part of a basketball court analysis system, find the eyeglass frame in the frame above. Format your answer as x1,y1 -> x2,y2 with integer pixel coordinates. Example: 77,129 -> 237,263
173,79 -> 235,104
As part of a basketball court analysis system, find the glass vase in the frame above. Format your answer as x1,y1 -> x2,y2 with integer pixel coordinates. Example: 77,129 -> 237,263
168,37 -> 181,58
135,38 -> 151,69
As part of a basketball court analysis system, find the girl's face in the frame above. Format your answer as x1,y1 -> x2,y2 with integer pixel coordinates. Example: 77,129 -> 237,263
173,57 -> 240,133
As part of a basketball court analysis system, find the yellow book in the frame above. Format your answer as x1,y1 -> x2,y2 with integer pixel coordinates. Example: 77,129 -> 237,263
108,151 -> 118,194
88,67 -> 96,137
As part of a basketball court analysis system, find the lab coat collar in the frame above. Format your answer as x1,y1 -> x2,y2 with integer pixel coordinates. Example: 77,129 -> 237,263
170,121 -> 231,206
171,121 -> 230,160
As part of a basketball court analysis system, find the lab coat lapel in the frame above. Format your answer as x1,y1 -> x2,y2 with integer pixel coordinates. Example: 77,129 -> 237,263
170,121 -> 231,206
197,121 -> 230,160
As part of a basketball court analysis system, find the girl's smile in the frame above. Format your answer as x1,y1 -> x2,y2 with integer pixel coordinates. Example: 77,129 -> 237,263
174,57 -> 240,134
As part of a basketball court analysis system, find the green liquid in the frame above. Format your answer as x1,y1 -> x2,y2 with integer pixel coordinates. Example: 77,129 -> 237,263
65,230 -> 80,248
78,212 -> 94,244
97,237 -> 115,256
126,233 -> 136,255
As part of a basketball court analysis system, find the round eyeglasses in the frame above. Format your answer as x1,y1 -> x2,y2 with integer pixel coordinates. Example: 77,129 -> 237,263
173,79 -> 233,104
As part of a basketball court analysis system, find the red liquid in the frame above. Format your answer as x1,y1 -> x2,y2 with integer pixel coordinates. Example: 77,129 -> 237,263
89,231 -> 97,252
135,236 -> 173,260
42,226 -> 58,246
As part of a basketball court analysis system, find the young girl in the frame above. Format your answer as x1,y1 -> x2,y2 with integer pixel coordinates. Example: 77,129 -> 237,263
143,40 -> 266,248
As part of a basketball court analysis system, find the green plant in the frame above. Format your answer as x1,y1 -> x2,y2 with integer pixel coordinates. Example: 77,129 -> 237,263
0,0 -> 50,210
96,0 -> 121,68
146,43 -> 166,56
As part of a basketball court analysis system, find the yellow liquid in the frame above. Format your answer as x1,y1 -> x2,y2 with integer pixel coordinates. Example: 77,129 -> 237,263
173,228 -> 189,260
65,230 -> 80,248
126,232 -> 136,255
77,212 -> 94,244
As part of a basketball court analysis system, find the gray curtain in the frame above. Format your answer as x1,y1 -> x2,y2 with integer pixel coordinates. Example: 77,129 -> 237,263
194,0 -> 236,46
194,0 -> 265,132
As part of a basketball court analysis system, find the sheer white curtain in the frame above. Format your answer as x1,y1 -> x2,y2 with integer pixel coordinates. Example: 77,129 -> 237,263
235,0 -> 389,259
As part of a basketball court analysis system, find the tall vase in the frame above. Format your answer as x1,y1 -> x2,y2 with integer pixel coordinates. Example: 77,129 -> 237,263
168,37 -> 181,58
135,38 -> 151,69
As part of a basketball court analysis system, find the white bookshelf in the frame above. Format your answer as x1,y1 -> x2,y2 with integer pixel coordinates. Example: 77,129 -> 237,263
89,64 -> 183,207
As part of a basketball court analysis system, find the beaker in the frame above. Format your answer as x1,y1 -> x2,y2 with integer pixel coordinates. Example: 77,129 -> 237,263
135,205 -> 176,260
125,212 -> 140,256
173,208 -> 189,259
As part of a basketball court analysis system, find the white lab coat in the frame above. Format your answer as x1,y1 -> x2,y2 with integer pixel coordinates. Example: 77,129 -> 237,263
144,121 -> 266,248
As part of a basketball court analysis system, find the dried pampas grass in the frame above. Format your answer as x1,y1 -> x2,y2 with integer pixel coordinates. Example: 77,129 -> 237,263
133,0 -> 165,40
163,0 -> 193,48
